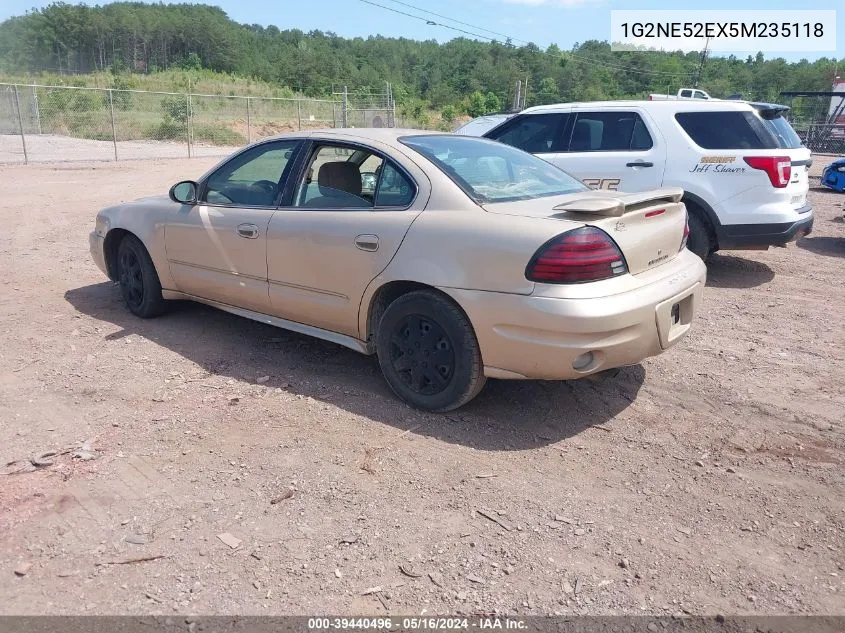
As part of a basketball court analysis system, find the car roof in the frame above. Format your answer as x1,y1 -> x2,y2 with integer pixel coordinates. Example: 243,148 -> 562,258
265,127 -> 442,144
520,100 -> 756,113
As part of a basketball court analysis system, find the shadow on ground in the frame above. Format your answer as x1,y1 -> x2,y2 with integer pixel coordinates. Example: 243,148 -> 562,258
705,253 -> 775,289
797,235 -> 845,259
65,283 -> 644,451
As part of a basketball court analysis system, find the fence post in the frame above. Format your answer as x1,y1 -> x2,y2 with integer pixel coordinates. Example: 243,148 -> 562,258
342,86 -> 348,128
246,97 -> 252,144
108,89 -> 118,161
32,86 -> 42,135
13,85 -> 28,165
186,92 -> 192,158
332,102 -> 337,128
297,100 -> 302,131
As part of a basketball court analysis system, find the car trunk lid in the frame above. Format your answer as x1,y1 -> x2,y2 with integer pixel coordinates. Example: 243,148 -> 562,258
484,187 -> 687,276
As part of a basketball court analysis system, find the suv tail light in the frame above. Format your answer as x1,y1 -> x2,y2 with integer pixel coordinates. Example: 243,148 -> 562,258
526,226 -> 628,284
743,156 -> 791,188
680,211 -> 690,252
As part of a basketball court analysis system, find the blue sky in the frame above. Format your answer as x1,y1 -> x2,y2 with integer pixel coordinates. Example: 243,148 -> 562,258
1,0 -> 842,61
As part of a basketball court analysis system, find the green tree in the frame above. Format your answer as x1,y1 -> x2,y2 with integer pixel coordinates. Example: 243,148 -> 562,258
535,77 -> 559,105
484,92 -> 501,113
466,91 -> 487,117
182,52 -> 202,71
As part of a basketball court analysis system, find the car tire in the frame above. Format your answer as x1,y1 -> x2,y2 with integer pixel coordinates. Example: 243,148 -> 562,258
376,290 -> 486,412
686,211 -> 713,262
117,234 -> 167,318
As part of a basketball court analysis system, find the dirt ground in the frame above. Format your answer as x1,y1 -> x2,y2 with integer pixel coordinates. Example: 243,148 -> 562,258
0,156 -> 843,617
0,134 -> 232,164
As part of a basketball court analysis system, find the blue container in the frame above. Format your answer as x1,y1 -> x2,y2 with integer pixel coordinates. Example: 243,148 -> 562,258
821,157 -> 845,192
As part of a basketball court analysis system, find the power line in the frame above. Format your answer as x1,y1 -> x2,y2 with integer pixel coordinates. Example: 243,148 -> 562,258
356,0 -> 500,42
382,0 -> 521,43
355,0 -> 692,79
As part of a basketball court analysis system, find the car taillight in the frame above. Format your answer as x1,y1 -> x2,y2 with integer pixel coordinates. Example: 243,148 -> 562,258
743,156 -> 791,188
525,226 -> 628,284
680,211 -> 690,252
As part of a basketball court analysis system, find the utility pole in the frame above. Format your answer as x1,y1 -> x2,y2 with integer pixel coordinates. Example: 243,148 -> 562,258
523,75 -> 529,109
693,37 -> 711,88
513,80 -> 522,112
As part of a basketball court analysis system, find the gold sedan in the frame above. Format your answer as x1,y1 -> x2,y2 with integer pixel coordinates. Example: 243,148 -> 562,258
90,129 -> 706,411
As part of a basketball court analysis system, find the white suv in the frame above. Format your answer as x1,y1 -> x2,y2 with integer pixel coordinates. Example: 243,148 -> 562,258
457,100 -> 813,260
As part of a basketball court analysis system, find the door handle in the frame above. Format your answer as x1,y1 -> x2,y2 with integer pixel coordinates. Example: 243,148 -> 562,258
626,161 -> 654,168
355,234 -> 379,252
237,223 -> 260,239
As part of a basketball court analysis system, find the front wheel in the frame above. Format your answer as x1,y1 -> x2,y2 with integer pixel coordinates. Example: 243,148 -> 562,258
117,235 -> 167,318
376,290 -> 486,412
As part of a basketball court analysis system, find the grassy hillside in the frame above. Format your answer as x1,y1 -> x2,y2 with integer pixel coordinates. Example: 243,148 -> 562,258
0,68 -> 300,99
2,1 -> 842,125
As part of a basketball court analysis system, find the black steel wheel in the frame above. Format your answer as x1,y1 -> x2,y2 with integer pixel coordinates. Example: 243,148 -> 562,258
389,315 -> 456,396
117,234 -> 167,318
376,290 -> 485,411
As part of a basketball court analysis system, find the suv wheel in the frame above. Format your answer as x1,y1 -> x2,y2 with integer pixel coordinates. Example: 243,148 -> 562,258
686,211 -> 713,261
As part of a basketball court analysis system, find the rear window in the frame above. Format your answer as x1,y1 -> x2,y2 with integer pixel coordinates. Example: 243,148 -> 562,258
675,111 -> 778,150
400,134 -> 587,204
758,111 -> 804,149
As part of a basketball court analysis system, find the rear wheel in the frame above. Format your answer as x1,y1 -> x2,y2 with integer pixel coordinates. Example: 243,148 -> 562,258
376,290 -> 486,412
686,210 -> 713,261
117,235 -> 167,318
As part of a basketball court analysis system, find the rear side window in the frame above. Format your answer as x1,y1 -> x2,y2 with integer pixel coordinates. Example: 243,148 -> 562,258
568,111 -> 654,152
675,111 -> 778,150
486,113 -> 570,153
375,162 -> 415,207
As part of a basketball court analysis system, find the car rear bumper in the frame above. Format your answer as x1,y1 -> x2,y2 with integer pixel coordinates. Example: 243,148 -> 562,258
89,231 -> 108,277
441,250 -> 707,381
717,205 -> 814,248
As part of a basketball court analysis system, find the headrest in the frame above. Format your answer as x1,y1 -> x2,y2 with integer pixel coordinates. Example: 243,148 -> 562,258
318,161 -> 361,197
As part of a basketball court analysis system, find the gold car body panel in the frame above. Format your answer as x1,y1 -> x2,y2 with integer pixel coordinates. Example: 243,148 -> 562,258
165,203 -> 276,314
92,128 -> 706,383
266,133 -> 433,337
439,250 -> 705,380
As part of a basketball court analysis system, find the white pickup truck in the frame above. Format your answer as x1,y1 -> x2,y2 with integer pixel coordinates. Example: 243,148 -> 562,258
649,88 -> 714,101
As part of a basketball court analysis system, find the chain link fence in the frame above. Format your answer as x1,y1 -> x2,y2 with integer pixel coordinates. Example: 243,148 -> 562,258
0,83 -> 394,164
798,124 -> 845,155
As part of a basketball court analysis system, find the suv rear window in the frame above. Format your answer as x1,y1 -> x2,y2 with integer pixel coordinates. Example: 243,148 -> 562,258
758,111 -> 804,149
675,111 -> 778,150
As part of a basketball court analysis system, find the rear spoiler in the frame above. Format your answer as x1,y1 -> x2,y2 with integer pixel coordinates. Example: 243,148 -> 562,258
552,188 -> 684,217
749,102 -> 791,115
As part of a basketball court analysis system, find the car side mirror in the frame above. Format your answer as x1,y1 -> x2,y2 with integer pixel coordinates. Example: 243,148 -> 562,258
169,180 -> 198,205
361,172 -> 378,190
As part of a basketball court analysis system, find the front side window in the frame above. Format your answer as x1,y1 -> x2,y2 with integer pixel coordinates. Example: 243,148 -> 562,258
568,111 -> 653,152
294,144 -> 415,209
675,111 -> 779,150
203,140 -> 301,207
485,113 -> 570,153
401,134 -> 587,204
